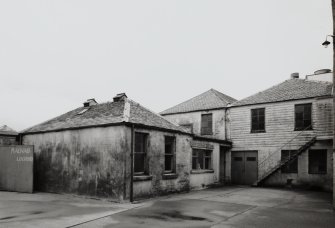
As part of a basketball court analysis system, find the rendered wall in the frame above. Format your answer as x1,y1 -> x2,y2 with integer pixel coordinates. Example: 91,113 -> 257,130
22,126 -> 129,201
163,109 -> 227,140
132,128 -> 223,199
0,135 -> 17,145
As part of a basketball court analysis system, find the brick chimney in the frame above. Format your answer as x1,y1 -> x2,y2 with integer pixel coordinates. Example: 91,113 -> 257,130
113,93 -> 128,102
290,72 -> 299,79
83,98 -> 98,107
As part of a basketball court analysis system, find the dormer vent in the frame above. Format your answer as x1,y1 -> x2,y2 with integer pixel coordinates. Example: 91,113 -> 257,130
113,93 -> 128,102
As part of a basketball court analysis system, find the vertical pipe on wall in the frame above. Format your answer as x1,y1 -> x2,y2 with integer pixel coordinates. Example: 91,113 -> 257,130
130,124 -> 134,202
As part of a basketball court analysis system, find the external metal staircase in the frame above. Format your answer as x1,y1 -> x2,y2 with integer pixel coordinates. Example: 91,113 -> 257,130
253,129 -> 317,186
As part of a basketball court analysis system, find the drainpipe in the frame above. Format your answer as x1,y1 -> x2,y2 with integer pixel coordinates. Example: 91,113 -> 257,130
130,124 -> 134,203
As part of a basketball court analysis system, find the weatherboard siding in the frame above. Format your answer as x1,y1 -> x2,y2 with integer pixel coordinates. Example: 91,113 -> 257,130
163,109 -> 227,140
229,97 -> 333,190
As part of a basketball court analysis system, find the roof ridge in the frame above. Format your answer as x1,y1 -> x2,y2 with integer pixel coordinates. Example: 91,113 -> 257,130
210,88 -> 236,104
232,78 -> 332,107
160,90 -> 212,114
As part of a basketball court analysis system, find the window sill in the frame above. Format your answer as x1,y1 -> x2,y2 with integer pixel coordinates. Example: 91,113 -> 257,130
133,175 -> 153,182
308,172 -> 327,175
162,173 -> 178,180
191,169 -> 214,174
250,130 -> 266,133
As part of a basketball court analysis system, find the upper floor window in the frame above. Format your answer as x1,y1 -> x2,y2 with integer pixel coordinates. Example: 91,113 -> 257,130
295,103 -> 312,131
134,132 -> 148,175
201,114 -> 213,135
164,136 -> 176,173
251,108 -> 265,133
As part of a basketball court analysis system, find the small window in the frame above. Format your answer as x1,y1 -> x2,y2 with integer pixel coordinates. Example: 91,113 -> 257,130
295,103 -> 312,131
251,108 -> 265,133
309,150 -> 327,174
281,150 -> 298,173
192,149 -> 212,170
247,157 -> 256,161
201,114 -> 213,135
164,136 -> 176,173
134,132 -> 148,175
234,157 -> 243,161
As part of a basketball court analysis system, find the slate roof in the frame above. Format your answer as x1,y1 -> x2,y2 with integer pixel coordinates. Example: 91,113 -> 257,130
22,100 -> 188,134
0,125 -> 18,135
232,79 -> 333,107
160,89 -> 236,115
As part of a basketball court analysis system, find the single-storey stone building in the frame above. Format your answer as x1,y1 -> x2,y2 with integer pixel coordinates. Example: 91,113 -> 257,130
21,94 -> 231,201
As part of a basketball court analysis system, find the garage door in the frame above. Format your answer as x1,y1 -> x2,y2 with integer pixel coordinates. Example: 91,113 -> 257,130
231,151 -> 258,185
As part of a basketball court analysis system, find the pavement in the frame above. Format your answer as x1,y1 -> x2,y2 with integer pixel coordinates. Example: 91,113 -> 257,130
0,186 -> 335,228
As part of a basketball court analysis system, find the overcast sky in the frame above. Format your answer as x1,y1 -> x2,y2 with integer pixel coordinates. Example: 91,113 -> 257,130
0,0 -> 333,131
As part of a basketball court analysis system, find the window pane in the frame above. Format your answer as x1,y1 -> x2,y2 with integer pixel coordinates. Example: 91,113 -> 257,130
281,150 -> 298,173
309,150 -> 327,174
201,114 -> 213,135
205,157 -> 211,169
135,133 -> 146,152
134,153 -> 145,173
251,108 -> 265,132
192,157 -> 198,169
198,151 -> 204,169
234,157 -> 243,161
165,155 -> 173,171
247,157 -> 256,161
295,104 -> 312,130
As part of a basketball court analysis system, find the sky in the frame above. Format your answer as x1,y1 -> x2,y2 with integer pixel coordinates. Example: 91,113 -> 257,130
0,0 -> 333,131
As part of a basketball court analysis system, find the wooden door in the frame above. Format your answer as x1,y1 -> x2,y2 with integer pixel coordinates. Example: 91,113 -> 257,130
219,146 -> 226,183
231,151 -> 258,185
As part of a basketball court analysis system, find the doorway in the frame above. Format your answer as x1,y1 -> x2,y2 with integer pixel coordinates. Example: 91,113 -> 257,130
231,151 -> 258,185
219,146 -> 227,183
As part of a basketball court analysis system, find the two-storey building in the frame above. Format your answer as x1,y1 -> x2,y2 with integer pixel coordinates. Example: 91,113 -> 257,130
161,89 -> 237,184
229,74 -> 333,191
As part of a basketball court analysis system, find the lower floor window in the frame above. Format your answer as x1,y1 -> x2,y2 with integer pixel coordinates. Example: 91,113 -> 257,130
192,149 -> 212,170
281,150 -> 298,173
309,150 -> 327,174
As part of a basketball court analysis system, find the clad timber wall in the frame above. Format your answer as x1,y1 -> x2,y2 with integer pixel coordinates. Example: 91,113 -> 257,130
163,109 -> 227,140
229,97 -> 333,190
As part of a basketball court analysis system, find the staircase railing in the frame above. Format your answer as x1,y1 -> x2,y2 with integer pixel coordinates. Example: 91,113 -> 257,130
257,125 -> 314,183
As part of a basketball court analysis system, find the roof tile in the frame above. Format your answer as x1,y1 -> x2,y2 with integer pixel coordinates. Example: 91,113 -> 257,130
160,89 -> 236,115
232,79 -> 333,107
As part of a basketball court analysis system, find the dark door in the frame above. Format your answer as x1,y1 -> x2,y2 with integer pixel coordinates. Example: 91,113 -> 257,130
231,151 -> 258,185
219,146 -> 226,183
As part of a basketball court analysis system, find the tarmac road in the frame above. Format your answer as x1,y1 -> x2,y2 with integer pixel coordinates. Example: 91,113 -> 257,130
1,186 -> 334,228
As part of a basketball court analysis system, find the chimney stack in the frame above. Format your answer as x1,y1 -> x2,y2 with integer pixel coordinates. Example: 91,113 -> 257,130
83,98 -> 98,107
113,93 -> 128,102
290,72 -> 299,79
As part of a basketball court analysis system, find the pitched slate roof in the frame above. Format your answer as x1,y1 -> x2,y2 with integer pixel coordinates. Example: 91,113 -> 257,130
160,89 -> 236,115
232,79 -> 333,107
0,125 -> 18,135
22,100 -> 188,134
